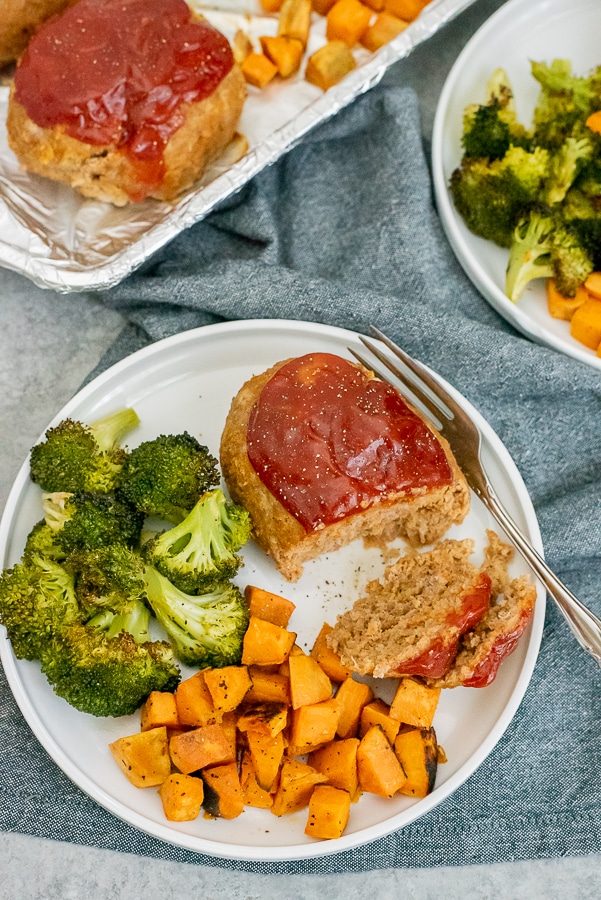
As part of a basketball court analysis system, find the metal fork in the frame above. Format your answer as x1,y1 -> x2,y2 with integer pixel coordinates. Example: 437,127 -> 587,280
351,324 -> 601,667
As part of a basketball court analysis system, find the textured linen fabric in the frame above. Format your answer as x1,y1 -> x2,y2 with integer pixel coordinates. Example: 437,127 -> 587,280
2,84 -> 601,874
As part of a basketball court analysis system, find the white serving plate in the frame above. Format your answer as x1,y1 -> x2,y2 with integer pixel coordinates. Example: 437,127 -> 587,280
0,319 -> 545,861
0,0 -> 476,293
432,0 -> 601,371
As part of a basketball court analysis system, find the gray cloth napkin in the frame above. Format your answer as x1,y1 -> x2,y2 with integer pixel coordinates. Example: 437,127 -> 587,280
2,83 -> 601,874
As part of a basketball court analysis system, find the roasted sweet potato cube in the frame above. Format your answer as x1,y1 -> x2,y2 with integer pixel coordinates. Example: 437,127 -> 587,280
357,725 -> 406,797
305,41 -> 356,91
570,296 -> 601,350
289,653 -> 333,709
394,727 -> 438,797
175,670 -> 220,727
360,0 -> 384,11
334,676 -> 374,739
312,0 -> 337,14
220,711 -> 238,760
288,699 -> 339,755
202,762 -> 245,819
242,616 -> 297,666
109,726 -> 171,788
326,0 -> 372,46
240,750 -> 274,808
169,723 -> 235,775
246,667 -> 291,705
360,11 -> 408,50
247,728 -> 286,792
140,691 -> 180,732
585,271 -> 601,298
389,677 -> 440,728
271,758 -> 327,816
278,642 -> 305,677
241,52 -> 278,88
237,701 -> 288,737
360,698 -> 401,744
204,665 -> 252,713
261,0 -> 285,12
310,622 -> 352,683
259,35 -> 304,78
244,584 -> 296,626
383,0 -> 428,20
305,784 -> 351,839
546,279 -> 588,320
308,737 -> 360,796
277,0 -> 312,47
158,773 -> 204,822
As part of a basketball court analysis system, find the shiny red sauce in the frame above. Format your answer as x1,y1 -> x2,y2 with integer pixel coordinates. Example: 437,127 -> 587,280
13,0 -> 233,188
247,353 -> 454,532
463,607 -> 533,688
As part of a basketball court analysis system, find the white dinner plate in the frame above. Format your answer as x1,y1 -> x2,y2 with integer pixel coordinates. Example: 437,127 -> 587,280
432,0 -> 601,371
0,319 -> 545,862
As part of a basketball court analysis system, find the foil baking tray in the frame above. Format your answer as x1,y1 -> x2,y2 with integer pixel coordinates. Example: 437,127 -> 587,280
0,0 -> 475,293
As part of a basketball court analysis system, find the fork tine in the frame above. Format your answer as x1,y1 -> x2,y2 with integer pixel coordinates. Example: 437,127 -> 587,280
350,346 -> 446,429
368,324 -> 465,422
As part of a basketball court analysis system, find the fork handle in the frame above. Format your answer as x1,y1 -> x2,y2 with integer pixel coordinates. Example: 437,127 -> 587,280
481,486 -> 601,666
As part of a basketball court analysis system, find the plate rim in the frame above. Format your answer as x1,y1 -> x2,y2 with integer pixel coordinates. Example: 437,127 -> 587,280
431,0 -> 601,371
0,317 -> 546,862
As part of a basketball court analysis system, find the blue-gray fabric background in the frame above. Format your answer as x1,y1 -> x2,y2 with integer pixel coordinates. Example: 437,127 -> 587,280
1,77 -> 601,874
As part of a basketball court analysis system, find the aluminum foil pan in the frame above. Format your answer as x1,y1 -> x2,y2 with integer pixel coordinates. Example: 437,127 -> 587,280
0,0 -> 475,293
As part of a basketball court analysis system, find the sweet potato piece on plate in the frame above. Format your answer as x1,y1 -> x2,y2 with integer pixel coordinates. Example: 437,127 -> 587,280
244,584 -> 296,626
175,671 -> 220,727
109,726 -> 171,788
202,762 -> 245,819
308,737 -> 360,796
140,691 -> 180,732
310,622 -> 352,683
357,724 -> 406,797
271,759 -> 327,816
240,750 -> 274,808
289,653 -> 333,708
242,616 -> 297,666
305,784 -> 351,839
237,700 -> 288,737
393,726 -> 438,797
169,723 -> 235,774
334,677 -> 374,739
389,677 -> 440,728
204,665 -> 252,713
158,773 -> 204,821
288,699 -> 339,755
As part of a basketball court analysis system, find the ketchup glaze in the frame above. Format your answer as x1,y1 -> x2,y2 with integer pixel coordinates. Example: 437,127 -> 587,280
247,353 -> 455,532
13,0 -> 234,183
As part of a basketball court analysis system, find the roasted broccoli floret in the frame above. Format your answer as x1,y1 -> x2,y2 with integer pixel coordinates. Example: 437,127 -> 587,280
562,187 -> 601,270
143,488 -> 252,593
450,146 -> 550,247
65,544 -> 146,617
545,136 -> 593,205
461,68 -> 532,160
29,407 -> 140,494
86,598 -> 152,643
40,624 -> 180,717
116,432 -> 219,523
23,519 -> 67,563
505,208 -> 594,301
43,491 -> 143,554
142,566 -> 249,668
0,554 -> 80,660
